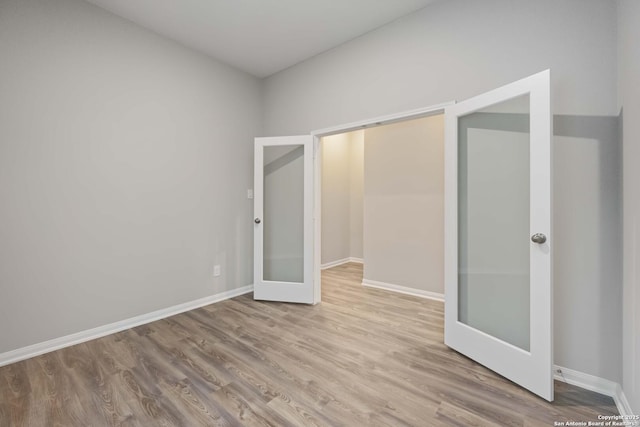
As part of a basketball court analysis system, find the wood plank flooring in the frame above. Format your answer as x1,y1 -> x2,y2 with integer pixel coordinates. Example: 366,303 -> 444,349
0,263 -> 618,426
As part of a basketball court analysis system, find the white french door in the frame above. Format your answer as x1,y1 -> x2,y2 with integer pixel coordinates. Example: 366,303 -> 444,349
253,135 -> 316,304
444,70 -> 553,401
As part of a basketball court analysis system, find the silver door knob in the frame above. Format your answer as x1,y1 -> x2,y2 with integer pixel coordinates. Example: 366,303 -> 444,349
254,218 -> 261,224
531,233 -> 546,244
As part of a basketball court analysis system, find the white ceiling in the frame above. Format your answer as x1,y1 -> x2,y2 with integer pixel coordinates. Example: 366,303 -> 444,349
84,0 -> 439,78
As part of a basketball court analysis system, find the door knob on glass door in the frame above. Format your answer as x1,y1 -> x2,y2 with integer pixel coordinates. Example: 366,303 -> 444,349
531,233 -> 546,244
254,218 -> 261,224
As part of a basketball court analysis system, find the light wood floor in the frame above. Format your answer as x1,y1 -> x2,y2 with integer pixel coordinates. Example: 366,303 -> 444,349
0,263 -> 617,426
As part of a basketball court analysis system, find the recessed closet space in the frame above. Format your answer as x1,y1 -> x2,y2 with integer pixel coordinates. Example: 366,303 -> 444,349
320,114 -> 445,298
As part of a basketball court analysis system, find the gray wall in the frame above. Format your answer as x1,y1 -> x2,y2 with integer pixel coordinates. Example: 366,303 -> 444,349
321,131 -> 363,265
553,115 -> 621,386
0,0 -> 261,354
321,133 -> 352,264
363,116 -> 444,295
263,0 -> 617,135
263,0 -> 622,383
618,0 -> 640,413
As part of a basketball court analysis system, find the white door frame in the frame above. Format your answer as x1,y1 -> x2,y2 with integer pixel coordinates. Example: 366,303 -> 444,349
309,101 -> 454,302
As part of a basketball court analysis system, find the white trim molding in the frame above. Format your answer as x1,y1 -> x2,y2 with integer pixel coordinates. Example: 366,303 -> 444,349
0,285 -> 254,368
362,279 -> 444,302
615,384 -> 637,419
311,101 -> 453,137
321,257 -> 364,270
554,365 -> 636,419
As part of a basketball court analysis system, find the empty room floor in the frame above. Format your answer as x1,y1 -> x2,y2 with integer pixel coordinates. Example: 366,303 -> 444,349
0,263 -> 617,426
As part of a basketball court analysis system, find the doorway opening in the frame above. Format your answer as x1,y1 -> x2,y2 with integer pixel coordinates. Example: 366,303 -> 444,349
311,103 -> 451,303
317,114 -> 446,303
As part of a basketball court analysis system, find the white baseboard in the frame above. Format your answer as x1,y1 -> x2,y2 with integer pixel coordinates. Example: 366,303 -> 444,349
321,257 -> 364,270
0,285 -> 254,368
614,383 -> 637,419
554,365 -> 636,418
362,279 -> 444,302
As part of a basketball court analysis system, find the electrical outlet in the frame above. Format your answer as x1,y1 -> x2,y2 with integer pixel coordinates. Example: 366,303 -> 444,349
213,265 -> 221,277
247,189 -> 254,199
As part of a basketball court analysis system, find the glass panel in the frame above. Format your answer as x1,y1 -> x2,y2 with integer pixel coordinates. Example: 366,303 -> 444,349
458,94 -> 531,351
263,145 -> 304,282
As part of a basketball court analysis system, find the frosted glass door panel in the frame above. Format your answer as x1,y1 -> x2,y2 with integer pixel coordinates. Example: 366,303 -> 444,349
458,94 -> 530,351
263,145 -> 304,283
